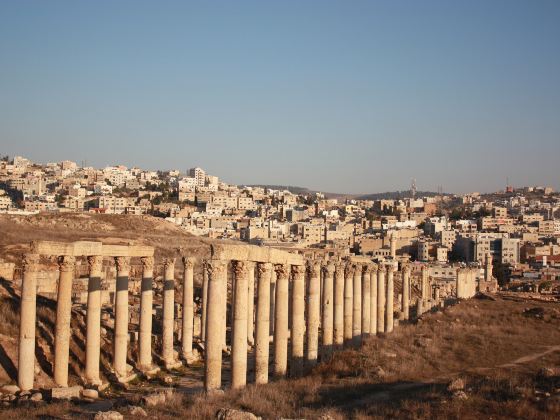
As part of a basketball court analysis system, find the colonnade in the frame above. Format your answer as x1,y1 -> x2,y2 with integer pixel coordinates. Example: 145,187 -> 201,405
16,240 -> 425,393
202,245 -> 407,391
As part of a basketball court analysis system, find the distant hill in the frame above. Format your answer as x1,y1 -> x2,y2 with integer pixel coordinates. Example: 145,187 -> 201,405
242,185 -> 450,201
242,185 -> 316,195
354,190 -> 451,200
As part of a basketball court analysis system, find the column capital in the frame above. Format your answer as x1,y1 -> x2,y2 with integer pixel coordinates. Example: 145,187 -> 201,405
58,255 -> 76,272
140,256 -> 155,270
402,263 -> 412,274
274,263 -> 289,280
385,263 -> 396,274
114,256 -> 131,271
334,263 -> 345,277
87,256 -> 103,273
233,260 -> 249,277
207,259 -> 228,277
344,262 -> 355,277
182,256 -> 196,269
291,264 -> 306,277
22,253 -> 40,272
306,260 -> 321,277
163,257 -> 176,269
257,261 -> 273,276
322,263 -> 335,276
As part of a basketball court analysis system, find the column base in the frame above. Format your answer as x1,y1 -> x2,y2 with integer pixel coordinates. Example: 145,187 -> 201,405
182,351 -> 202,365
165,360 -> 184,370
83,378 -> 103,388
116,373 -> 138,384
139,365 -> 161,378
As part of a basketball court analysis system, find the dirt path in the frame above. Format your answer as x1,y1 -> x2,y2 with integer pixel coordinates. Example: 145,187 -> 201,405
343,344 -> 560,410
499,345 -> 560,368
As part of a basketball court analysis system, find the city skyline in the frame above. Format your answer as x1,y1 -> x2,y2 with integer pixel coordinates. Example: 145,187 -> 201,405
1,1 -> 559,194
1,152 -> 555,196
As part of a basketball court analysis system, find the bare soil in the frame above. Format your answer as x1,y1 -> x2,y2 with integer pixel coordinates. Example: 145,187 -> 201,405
0,212 -> 213,262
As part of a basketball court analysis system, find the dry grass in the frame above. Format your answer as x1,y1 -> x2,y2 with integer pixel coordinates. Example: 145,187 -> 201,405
0,295 -> 19,337
139,295 -> 560,419
3,295 -> 560,419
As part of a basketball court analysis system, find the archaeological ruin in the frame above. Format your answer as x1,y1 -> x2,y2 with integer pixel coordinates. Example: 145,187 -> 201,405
9,239 -> 490,395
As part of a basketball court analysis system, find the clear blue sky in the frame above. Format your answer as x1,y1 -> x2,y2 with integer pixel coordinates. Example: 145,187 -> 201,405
1,0 -> 559,194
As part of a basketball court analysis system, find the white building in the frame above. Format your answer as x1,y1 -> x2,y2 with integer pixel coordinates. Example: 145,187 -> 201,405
188,167 -> 206,187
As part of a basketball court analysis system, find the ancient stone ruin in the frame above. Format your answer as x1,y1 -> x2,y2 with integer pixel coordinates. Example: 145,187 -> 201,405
13,240 -> 483,394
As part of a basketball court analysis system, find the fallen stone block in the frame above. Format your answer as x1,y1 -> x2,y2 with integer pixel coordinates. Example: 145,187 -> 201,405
94,411 -> 123,420
49,385 -> 83,400
216,408 -> 260,420
129,405 -> 148,416
82,389 -> 99,399
0,385 -> 20,395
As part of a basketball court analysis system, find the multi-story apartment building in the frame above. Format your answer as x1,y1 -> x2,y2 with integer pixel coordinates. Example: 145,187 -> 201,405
501,238 -> 521,265
97,196 -> 137,214
440,229 -> 457,250
302,224 -> 325,245
188,167 -> 206,187
0,195 -> 13,211
538,220 -> 555,235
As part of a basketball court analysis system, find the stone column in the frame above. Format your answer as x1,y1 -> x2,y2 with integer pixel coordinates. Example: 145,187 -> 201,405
402,264 -> 411,321
255,262 -> 272,384
85,255 -> 103,385
113,256 -> 131,378
269,279 -> 276,337
321,263 -> 335,359
138,256 -> 154,371
306,260 -> 321,367
54,255 -> 75,387
370,264 -> 378,334
361,265 -> 371,338
18,254 -> 39,391
204,260 -> 227,391
162,258 -> 177,367
417,298 -> 424,317
222,263 -> 228,349
231,260 -> 249,389
201,261 -> 208,342
343,263 -> 354,344
421,265 -> 428,302
273,264 -> 289,377
352,264 -> 362,346
247,261 -> 255,346
385,264 -> 394,333
290,264 -> 305,377
182,257 -> 195,363
333,263 -> 345,348
377,265 -> 385,334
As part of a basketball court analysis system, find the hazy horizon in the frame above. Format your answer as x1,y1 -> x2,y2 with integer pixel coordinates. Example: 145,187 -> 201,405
1,1 -> 559,194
